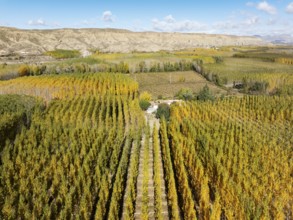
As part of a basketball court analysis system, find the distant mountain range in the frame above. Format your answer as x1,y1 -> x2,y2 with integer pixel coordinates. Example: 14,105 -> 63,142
259,34 -> 293,45
0,27 -> 267,57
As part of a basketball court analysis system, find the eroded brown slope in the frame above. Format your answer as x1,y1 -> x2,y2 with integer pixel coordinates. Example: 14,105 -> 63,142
0,27 -> 265,56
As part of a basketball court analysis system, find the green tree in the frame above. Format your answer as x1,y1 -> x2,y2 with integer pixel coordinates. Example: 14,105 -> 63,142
156,103 -> 170,120
176,88 -> 194,100
139,91 -> 152,111
197,85 -> 215,101
139,99 -> 151,111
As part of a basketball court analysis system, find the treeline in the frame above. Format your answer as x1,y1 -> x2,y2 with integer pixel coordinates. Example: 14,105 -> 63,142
235,77 -> 269,94
8,60 -> 197,79
199,71 -> 228,87
233,53 -> 293,65
1,57 -> 224,81
135,60 -> 194,73
175,85 -> 215,102
193,60 -> 228,87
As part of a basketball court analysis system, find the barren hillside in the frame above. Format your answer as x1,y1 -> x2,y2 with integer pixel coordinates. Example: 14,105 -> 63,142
0,27 -> 265,56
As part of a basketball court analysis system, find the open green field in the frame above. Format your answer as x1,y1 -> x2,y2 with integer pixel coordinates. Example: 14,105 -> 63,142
205,57 -> 293,79
131,71 -> 226,99
199,46 -> 293,94
91,51 -> 215,64
205,57 -> 293,90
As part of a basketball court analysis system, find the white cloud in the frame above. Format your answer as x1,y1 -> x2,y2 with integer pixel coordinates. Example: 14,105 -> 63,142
28,18 -> 47,26
244,16 -> 259,25
267,18 -> 277,25
256,1 -> 277,14
286,2 -> 293,13
101,11 -> 115,22
213,16 -> 259,31
152,15 -> 206,32
164,15 -> 175,23
213,21 -> 239,30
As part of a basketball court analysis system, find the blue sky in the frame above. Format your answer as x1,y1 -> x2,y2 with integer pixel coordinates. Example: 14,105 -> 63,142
0,0 -> 293,36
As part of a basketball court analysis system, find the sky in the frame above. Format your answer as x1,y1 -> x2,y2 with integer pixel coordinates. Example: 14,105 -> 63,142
0,0 -> 293,36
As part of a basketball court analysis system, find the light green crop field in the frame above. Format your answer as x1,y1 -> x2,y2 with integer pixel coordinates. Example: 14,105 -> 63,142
202,46 -> 293,92
130,71 -> 226,99
91,51 -> 216,65
205,57 -> 293,80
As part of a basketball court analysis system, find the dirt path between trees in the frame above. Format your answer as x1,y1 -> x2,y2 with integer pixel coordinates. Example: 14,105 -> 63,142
134,114 -> 169,220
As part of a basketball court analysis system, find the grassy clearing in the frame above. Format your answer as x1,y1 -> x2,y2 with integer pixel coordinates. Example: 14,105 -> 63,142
91,52 -> 176,65
131,71 -> 226,99
203,47 -> 293,93
91,51 -> 216,66
205,57 -> 293,81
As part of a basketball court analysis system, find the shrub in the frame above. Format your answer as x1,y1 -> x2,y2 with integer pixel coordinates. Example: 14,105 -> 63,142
213,56 -> 224,64
139,99 -> 151,111
178,76 -> 186,82
197,85 -> 215,102
176,88 -> 194,100
139,91 -> 152,102
156,103 -> 170,120
17,65 -> 31,77
249,81 -> 269,93
138,61 -> 147,73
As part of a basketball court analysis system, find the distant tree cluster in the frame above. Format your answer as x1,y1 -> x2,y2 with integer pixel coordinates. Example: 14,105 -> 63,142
238,77 -> 269,94
193,60 -> 228,87
10,59 -> 200,79
135,60 -> 195,73
17,64 -> 47,77
175,85 -> 215,102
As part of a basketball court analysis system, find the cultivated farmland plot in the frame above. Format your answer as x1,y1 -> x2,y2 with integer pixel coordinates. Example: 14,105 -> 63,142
0,46 -> 292,220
